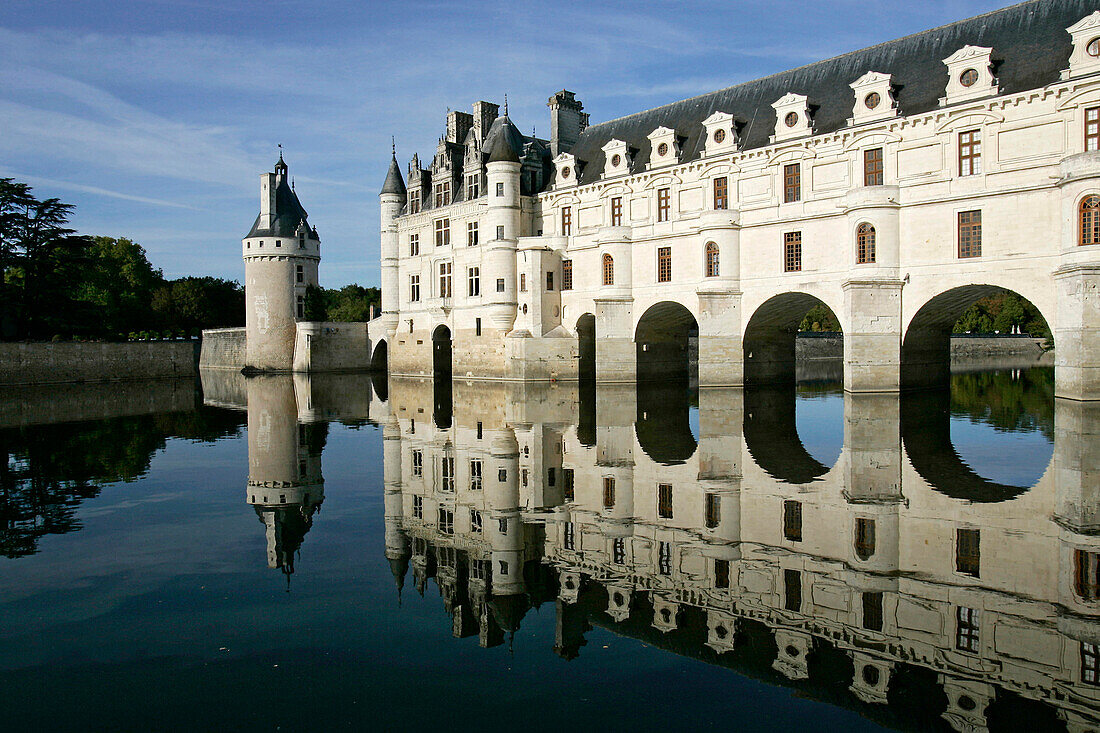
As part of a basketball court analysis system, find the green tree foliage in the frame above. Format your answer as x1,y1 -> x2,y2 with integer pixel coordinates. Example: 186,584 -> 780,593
798,304 -> 841,332
150,277 -> 244,335
953,291 -> 1051,341
77,237 -> 164,336
302,284 -> 381,322
949,367 -> 1054,440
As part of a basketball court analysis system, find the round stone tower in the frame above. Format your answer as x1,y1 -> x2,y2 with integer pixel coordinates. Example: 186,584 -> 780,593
379,148 -> 407,340
243,154 -> 320,371
483,115 -> 523,334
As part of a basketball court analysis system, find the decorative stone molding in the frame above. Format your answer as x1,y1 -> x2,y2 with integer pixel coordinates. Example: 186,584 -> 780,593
940,46 -> 998,106
702,111 -> 738,156
771,93 -> 813,143
553,152 -> 578,189
602,138 -> 631,178
647,126 -> 681,168
849,72 -> 897,125
1064,12 -> 1100,80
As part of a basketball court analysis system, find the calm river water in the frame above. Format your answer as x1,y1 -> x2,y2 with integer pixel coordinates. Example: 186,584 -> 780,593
0,365 -> 1095,732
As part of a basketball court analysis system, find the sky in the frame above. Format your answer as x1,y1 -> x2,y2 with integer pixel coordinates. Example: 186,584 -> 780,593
0,0 -> 1021,288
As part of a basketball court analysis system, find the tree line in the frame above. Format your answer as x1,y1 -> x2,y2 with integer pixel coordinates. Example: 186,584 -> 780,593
0,179 -> 379,341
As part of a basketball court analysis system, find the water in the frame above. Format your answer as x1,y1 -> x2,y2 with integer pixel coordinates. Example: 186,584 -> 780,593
0,365 -> 1094,732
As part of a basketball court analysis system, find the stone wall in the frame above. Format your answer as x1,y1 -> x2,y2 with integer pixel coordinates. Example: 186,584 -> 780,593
793,334 -> 1053,364
0,341 -> 199,386
0,378 -> 197,428
199,328 -> 247,370
294,322 -> 373,372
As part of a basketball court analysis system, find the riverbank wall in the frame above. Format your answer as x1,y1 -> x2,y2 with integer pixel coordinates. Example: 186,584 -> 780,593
0,341 -> 199,386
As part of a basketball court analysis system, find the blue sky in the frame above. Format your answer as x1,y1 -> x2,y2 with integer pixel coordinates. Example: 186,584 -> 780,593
1,0 -> 1017,287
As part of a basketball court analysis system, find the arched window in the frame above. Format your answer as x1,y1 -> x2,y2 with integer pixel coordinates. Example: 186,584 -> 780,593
602,253 -> 614,286
704,242 -> 720,278
1081,195 -> 1100,246
856,223 -> 876,264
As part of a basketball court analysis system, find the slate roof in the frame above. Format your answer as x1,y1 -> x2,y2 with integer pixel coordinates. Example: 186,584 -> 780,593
484,114 -> 525,163
246,173 -> 314,238
569,0 -> 1100,185
381,154 -> 407,196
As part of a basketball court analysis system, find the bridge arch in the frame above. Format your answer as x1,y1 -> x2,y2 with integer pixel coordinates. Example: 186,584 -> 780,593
901,284 -> 1052,390
744,385 -> 841,484
370,338 -> 388,373
743,292 -> 843,385
634,301 -> 699,384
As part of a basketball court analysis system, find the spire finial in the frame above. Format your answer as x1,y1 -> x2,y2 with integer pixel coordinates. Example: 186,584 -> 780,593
392,136 -> 396,157
278,142 -> 283,162
503,94 -> 508,117
291,178 -> 295,191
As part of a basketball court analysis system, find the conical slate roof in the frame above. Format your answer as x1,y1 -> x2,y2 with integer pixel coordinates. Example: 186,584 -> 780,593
246,164 -> 312,239
484,115 -> 524,163
380,154 -> 407,196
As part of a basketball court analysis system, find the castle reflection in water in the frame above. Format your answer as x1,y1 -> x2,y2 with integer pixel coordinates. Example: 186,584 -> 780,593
201,367 -> 1100,732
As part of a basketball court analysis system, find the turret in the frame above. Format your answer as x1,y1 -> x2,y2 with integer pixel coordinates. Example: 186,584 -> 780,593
483,112 -> 523,333
243,153 -> 320,371
380,145 -> 407,339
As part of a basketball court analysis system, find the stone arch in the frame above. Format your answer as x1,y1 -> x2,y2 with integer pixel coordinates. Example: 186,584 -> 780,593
743,292 -> 842,385
744,385 -> 836,484
634,301 -> 699,384
576,312 -> 597,447
370,338 -> 388,372
636,380 -> 697,465
901,284 -> 1052,390
432,325 -> 452,429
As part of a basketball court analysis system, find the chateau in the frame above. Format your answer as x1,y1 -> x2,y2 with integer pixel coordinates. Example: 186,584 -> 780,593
375,0 -> 1100,400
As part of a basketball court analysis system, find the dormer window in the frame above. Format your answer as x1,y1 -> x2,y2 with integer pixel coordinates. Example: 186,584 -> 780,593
553,152 -> 578,187
647,126 -> 679,169
434,181 -> 451,207
714,129 -> 726,143
602,139 -> 631,177
562,167 -> 571,179
771,93 -> 812,142
466,175 -> 480,199
612,154 -> 622,166
959,68 -> 979,87
849,72 -> 896,125
658,143 -> 669,156
940,46 -> 997,106
1064,12 -> 1100,80
864,93 -> 880,109
784,112 -> 799,127
702,111 -> 738,156
408,190 -> 420,214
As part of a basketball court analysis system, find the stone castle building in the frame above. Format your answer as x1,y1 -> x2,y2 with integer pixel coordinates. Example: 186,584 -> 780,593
376,0 -> 1100,400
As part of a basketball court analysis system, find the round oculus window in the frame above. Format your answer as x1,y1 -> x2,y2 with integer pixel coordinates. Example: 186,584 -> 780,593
657,142 -> 669,156
713,128 -> 726,144
611,153 -> 622,167
561,166 -> 570,179
864,92 -> 881,110
784,111 -> 799,128
959,68 -> 979,87
1089,37 -> 1100,57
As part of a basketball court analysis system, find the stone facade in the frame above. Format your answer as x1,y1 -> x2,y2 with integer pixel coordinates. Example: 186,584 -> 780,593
378,1 -> 1100,399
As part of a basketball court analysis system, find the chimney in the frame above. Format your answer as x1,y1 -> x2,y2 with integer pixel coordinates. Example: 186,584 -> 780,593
547,90 -> 588,157
260,172 -> 277,230
472,101 -> 500,142
447,110 -> 474,144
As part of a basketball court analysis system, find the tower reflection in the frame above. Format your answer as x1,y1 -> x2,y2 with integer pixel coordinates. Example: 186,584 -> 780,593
382,371 -> 1100,731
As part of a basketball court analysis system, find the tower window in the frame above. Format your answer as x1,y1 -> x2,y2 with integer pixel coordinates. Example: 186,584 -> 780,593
657,187 -> 671,222
1087,107 -> 1100,152
705,493 -> 720,528
475,318 -> 481,336
296,295 -> 304,318
855,517 -> 875,560
610,196 -> 622,226
657,246 -> 672,283
602,253 -> 614,286
296,265 -> 304,283
864,147 -> 884,186
959,130 -> 982,176
856,223 -> 876,264
784,231 -> 802,272
496,278 -> 505,293
562,259 -> 573,290
546,271 -> 554,291
958,210 -> 981,258
519,273 -> 527,292
713,176 -> 728,210
496,225 -> 504,240
603,476 -> 615,508
563,468 -> 575,500
1081,195 -> 1100,245
705,242 -> 720,277
496,182 -> 504,197
1077,550 -> 1100,600
657,483 -> 673,519
783,500 -> 802,541
467,221 -> 478,246
561,206 -> 572,236
956,528 -> 981,577
783,163 -> 801,203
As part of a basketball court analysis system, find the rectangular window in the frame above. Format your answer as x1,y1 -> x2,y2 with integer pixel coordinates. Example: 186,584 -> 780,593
296,265 -> 304,283
546,271 -> 554,291
613,537 -> 626,564
441,455 -> 455,491
467,221 -> 478,246
521,468 -> 528,487
438,261 -> 452,298
475,318 -> 481,336
1075,550 -> 1100,600
471,509 -> 483,533
603,476 -> 615,508
519,273 -> 527,292
714,176 -> 728,210
705,493 -> 720,529
470,459 -> 483,491
563,468 -> 575,501
959,130 -> 982,176
476,422 -> 482,439
863,592 -> 884,632
496,225 -> 504,240
561,206 -> 572,236
496,182 -> 504,197
1088,107 -> 1100,152
412,449 -> 423,476
783,499 -> 802,541
956,606 -> 980,653
466,174 -> 480,200
438,507 -> 454,535
657,246 -> 672,283
564,521 -> 575,550
412,494 -> 423,519
496,278 -> 505,293
784,569 -> 802,611
498,468 -> 507,482
657,483 -> 673,519
783,163 -> 801,203
296,295 -> 304,318
561,260 -> 573,290
434,218 -> 450,247
410,274 -> 420,302
610,196 -> 623,226
855,517 -> 876,560
658,541 -> 672,575
467,266 -> 480,297
714,559 -> 730,589
657,187 -> 671,222
498,517 -> 508,534
434,180 -> 450,207
956,528 -> 981,577
784,231 -> 802,272
410,233 -> 420,256
1084,643 -> 1100,686
864,147 -> 884,186
958,210 -> 982,258
547,467 -> 555,486
408,190 -> 420,214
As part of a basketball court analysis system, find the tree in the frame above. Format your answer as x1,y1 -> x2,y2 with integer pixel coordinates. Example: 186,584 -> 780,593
77,237 -> 164,337
150,277 -> 244,335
